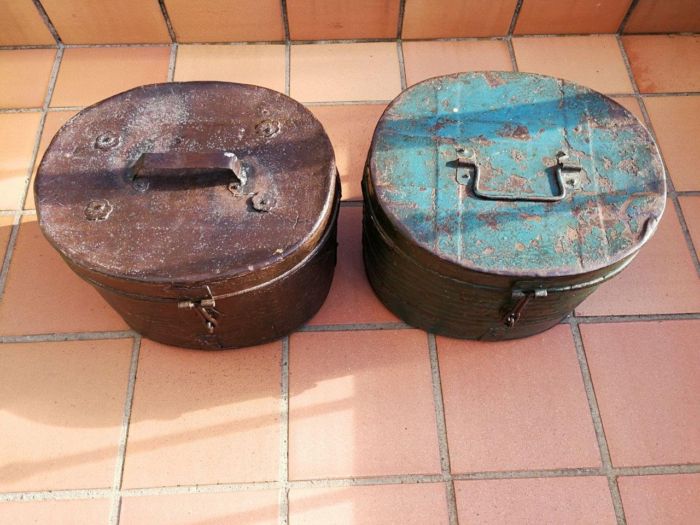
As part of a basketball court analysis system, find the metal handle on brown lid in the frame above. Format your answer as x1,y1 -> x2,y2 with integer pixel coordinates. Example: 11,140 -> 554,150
128,151 -> 244,185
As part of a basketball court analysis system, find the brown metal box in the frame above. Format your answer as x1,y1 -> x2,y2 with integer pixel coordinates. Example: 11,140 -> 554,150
35,82 -> 339,349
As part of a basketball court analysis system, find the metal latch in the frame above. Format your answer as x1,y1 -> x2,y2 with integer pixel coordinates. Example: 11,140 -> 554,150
178,286 -> 220,333
503,288 -> 548,328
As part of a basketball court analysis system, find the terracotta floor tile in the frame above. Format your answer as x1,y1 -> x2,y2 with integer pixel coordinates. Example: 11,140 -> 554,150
0,49 -> 55,109
624,0 -> 700,34
437,325 -> 601,472
619,474 -> 700,525
41,0 -> 170,45
0,499 -> 110,524
308,105 -> 385,201
577,203 -> 700,315
0,1 -> 55,46
288,330 -> 440,479
51,47 -> 170,108
0,339 -> 132,491
402,0 -> 517,39
581,320 -> 700,466
644,95 -> 700,191
288,0 -> 400,40
0,218 -> 128,335
455,477 -> 616,524
512,36 -> 634,94
306,208 -> 398,326
0,215 -> 14,261
24,110 -> 78,210
289,483 -> 449,524
291,43 -> 401,103
623,35 -> 700,93
120,491 -> 279,525
174,45 -> 286,93
0,112 -> 41,210
121,339 -> 281,488
679,196 -> 700,257
402,40 -> 513,87
164,0 -> 285,43
610,96 -> 644,124
514,0 -> 630,35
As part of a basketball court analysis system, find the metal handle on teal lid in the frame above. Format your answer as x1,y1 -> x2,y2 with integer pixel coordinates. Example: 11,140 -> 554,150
456,150 -> 581,203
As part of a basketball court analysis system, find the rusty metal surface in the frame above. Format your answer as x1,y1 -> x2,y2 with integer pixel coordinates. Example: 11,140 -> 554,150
363,72 -> 666,340
37,82 -> 337,285
368,72 -> 666,278
35,82 -> 339,348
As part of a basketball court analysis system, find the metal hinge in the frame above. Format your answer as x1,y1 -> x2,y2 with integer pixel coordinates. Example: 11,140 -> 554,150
178,286 -> 220,334
503,288 -> 548,328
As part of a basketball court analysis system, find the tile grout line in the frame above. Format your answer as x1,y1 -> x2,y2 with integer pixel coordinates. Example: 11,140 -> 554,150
506,37 -> 519,72
0,45 -> 63,299
285,43 -> 291,96
507,0 -> 525,36
280,0 -> 291,42
297,322 -> 411,332
157,0 -> 177,43
279,336 -> 290,525
617,0 -> 641,34
167,44 -> 178,82
569,318 -> 626,524
3,464 -> 700,502
397,41 -> 407,90
108,336 -> 142,525
615,35 -> 700,277
427,334 -> 459,525
31,0 -> 62,44
0,331 -> 137,344
397,0 -> 406,39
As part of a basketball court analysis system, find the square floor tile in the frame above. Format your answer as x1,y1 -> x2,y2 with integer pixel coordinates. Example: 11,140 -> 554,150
610,96 -> 644,123
514,0 -> 630,34
402,40 -> 513,87
619,474 -> 700,525
0,112 -> 41,210
288,330 -> 440,479
455,477 -> 616,524
402,0 -> 518,39
289,483 -> 449,524
291,43 -> 401,103
41,0 -> 170,44
0,499 -> 110,524
512,36 -> 634,94
577,203 -> 700,315
581,320 -> 700,466
120,491 -> 279,525
0,49 -> 55,109
174,44 -> 285,93
121,339 -> 281,488
623,35 -> 700,93
0,339 -> 132,491
164,0 -> 284,43
0,2 -> 55,46
679,196 -> 700,257
306,207 -> 398,325
0,218 -> 128,335
624,0 -> 700,34
51,47 -> 170,108
24,110 -> 78,210
308,105 -> 385,201
288,0 -> 400,40
644,95 -> 700,191
437,325 -> 601,472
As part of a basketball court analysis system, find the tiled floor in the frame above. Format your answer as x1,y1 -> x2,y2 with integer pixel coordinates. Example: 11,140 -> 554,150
0,34 -> 698,525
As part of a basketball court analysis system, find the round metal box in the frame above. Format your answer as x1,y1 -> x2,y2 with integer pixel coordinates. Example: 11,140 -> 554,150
36,82 -> 339,349
363,72 -> 666,340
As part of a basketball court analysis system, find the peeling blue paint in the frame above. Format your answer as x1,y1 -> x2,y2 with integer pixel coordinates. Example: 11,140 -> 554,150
369,72 -> 666,277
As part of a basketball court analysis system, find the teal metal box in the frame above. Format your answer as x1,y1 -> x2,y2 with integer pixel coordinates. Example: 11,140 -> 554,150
363,72 -> 666,340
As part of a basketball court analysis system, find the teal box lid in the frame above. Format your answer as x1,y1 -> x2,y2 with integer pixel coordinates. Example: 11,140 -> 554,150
368,72 -> 666,278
